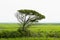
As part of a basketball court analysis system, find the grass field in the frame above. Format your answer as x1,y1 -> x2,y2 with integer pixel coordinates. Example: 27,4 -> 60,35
0,37 -> 60,40
0,23 -> 60,40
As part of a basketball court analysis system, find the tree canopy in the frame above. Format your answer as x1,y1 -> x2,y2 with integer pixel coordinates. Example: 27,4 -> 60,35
18,9 -> 45,20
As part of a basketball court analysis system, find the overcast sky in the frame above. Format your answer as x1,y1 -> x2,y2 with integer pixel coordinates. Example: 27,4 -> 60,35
0,0 -> 60,23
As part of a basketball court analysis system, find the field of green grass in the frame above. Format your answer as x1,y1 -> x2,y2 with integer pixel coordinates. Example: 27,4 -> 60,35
0,37 -> 60,40
0,23 -> 60,32
0,23 -> 60,40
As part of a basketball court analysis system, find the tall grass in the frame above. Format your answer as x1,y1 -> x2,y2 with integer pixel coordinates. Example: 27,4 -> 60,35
0,23 -> 60,40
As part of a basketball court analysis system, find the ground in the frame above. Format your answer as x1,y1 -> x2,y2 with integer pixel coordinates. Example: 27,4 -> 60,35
0,23 -> 60,40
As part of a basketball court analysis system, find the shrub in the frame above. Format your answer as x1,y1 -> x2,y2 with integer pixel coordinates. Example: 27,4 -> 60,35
17,29 -> 31,37
0,31 -> 21,38
46,31 -> 60,38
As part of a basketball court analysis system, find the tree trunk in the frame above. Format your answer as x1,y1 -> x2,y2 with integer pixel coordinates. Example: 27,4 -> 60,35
22,23 -> 25,31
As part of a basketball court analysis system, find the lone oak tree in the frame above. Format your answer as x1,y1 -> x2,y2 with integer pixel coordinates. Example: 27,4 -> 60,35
16,9 -> 45,32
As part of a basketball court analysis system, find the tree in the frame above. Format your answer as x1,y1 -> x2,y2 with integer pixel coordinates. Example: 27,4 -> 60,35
16,9 -> 45,31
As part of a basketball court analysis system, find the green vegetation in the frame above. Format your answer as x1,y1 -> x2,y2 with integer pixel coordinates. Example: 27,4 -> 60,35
0,37 -> 60,40
0,23 -> 19,31
0,23 -> 60,40
0,23 -> 60,32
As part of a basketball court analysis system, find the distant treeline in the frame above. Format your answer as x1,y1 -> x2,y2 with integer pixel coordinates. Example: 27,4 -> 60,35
32,23 -> 60,25
0,23 -> 60,25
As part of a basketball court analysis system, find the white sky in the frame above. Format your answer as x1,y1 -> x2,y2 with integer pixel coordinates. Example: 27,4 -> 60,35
0,0 -> 60,23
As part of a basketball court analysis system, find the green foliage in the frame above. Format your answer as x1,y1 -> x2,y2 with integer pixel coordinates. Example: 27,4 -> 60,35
0,23 -> 60,38
0,31 -> 21,38
18,9 -> 45,20
17,28 -> 32,37
46,31 -> 60,38
0,37 -> 60,40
